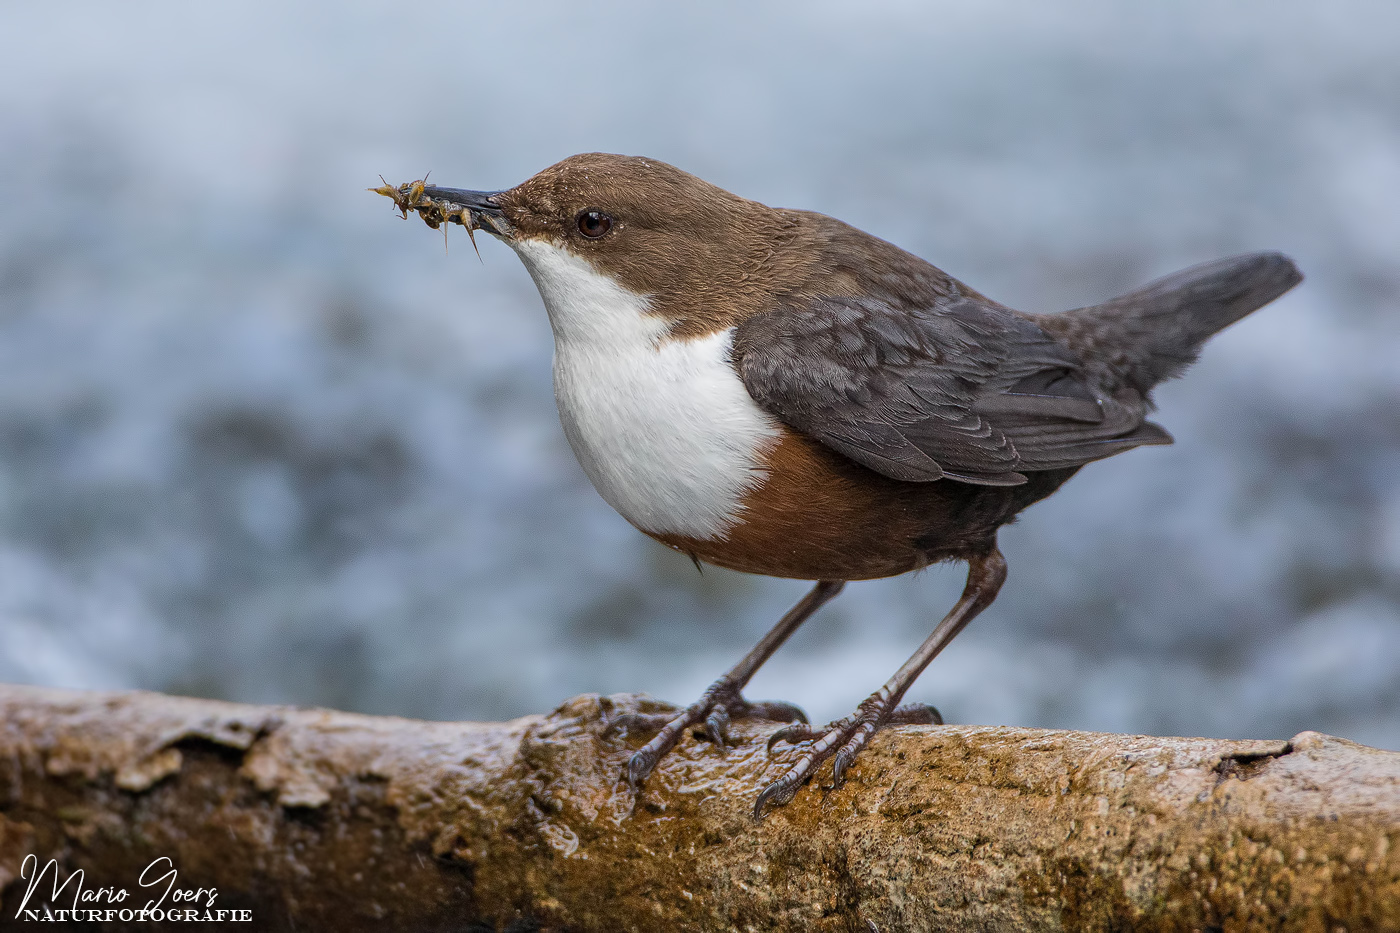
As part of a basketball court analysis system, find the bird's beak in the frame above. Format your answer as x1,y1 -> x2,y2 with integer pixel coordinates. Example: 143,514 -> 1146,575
371,178 -> 516,241
420,186 -> 514,239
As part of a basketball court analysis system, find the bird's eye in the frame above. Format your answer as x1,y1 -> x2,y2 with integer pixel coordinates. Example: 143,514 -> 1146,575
576,210 -> 613,239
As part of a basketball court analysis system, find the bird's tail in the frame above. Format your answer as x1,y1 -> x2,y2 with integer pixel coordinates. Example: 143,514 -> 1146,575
1056,252 -> 1303,394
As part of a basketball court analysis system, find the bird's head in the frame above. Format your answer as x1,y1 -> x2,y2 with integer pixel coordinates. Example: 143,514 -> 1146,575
383,154 -> 813,339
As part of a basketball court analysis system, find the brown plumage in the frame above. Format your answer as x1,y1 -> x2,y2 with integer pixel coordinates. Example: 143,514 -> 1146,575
375,153 -> 1303,818
655,431 -> 1079,581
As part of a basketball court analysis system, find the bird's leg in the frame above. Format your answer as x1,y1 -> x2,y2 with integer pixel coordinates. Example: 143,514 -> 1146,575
608,580 -> 846,789
755,546 -> 1008,819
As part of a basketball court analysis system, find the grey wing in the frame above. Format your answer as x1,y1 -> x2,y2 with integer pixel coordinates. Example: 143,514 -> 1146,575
734,295 -> 1171,486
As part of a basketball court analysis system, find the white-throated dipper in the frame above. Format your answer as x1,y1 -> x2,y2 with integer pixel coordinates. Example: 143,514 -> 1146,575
374,154 -> 1302,817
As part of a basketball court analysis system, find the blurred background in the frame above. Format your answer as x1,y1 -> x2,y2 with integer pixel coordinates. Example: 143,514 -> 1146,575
1,1 -> 1398,748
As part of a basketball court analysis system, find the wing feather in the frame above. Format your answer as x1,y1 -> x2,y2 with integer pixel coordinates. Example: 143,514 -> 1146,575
735,294 -> 1168,486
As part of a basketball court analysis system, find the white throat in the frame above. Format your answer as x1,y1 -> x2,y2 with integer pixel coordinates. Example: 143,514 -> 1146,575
511,238 -> 780,540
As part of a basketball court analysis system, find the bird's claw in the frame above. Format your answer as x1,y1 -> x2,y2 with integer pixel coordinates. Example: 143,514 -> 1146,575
766,715 -> 848,752
755,701 -> 943,819
626,745 -> 662,790
889,701 -> 943,727
606,678 -> 808,789
704,706 -> 730,747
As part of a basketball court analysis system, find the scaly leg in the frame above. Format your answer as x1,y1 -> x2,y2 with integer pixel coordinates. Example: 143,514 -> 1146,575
608,580 -> 846,789
755,547 -> 1008,818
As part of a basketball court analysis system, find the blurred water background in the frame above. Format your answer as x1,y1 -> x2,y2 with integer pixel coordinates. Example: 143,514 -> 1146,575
1,1 -> 1398,748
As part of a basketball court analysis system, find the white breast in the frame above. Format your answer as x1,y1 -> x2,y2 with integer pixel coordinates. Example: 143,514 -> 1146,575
512,238 -> 781,540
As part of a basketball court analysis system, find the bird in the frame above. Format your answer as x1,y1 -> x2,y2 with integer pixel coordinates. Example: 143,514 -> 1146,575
373,153 -> 1302,818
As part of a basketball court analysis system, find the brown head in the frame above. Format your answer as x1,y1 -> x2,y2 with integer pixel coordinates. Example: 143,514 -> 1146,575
422,152 -> 966,341
452,153 -> 815,337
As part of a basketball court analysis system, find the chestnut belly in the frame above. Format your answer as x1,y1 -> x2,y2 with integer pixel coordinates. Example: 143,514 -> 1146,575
651,432 -> 1077,581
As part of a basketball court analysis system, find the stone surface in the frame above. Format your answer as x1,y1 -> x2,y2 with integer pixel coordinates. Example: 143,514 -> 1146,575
0,684 -> 1397,931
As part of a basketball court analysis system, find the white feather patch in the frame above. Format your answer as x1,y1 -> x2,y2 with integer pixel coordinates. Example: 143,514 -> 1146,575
513,238 -> 781,540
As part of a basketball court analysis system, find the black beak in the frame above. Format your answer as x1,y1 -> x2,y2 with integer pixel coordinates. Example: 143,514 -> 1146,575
371,179 -> 515,240
420,186 -> 512,237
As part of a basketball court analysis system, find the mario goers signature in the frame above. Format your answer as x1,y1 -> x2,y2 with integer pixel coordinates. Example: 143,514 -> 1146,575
13,855 -> 250,923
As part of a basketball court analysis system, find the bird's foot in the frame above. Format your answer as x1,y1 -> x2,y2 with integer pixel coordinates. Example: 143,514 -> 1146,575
755,699 -> 941,818
605,677 -> 807,789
